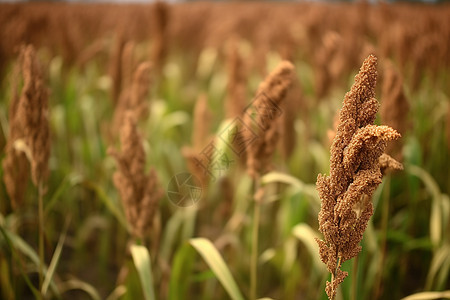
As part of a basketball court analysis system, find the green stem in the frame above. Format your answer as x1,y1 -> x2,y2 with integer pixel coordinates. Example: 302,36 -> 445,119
351,255 -> 359,300
375,176 -> 391,298
38,181 -> 45,299
331,256 -> 341,300
250,179 -> 261,300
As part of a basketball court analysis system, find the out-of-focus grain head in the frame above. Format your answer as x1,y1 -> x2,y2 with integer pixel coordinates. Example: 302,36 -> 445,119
113,61 -> 153,133
109,32 -> 125,105
77,38 -> 108,70
130,61 -> 152,120
2,53 -> 29,210
225,36 -> 247,119
3,45 -> 50,209
381,60 -> 410,160
279,74 -> 303,159
16,45 -> 50,187
314,31 -> 343,99
109,112 -> 162,238
151,1 -> 170,75
243,60 -> 295,179
121,41 -> 136,89
182,93 -> 213,187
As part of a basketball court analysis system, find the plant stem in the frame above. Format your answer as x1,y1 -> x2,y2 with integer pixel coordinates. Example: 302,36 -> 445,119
331,256 -> 341,300
351,255 -> 359,300
375,176 -> 390,298
38,181 -> 45,299
250,179 -> 261,300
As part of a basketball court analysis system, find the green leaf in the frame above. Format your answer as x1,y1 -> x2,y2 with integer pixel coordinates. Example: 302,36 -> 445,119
42,218 -> 70,295
85,181 -> 130,232
169,243 -> 195,300
0,225 -> 40,298
292,223 -> 326,272
105,285 -> 127,300
426,245 -> 450,290
261,171 -> 319,205
60,279 -> 101,300
130,244 -> 156,300
400,290 -> 450,300
189,238 -> 244,300
407,165 -> 444,248
0,226 -> 60,297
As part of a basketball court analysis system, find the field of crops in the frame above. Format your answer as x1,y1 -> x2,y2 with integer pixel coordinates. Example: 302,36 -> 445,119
0,2 -> 449,300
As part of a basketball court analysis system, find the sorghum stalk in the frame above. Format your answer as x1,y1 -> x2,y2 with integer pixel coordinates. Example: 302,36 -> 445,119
242,61 -> 295,300
316,55 -> 401,300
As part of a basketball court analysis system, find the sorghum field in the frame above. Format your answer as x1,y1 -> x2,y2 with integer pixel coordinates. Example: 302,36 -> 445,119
0,2 -> 449,300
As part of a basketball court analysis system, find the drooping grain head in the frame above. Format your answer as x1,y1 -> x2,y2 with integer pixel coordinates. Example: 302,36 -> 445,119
225,36 -> 247,119
121,41 -> 136,89
151,1 -> 170,74
109,112 -> 162,238
2,56 -> 29,209
18,45 -> 51,187
182,94 -> 213,187
381,60 -> 410,160
2,45 -> 50,208
129,61 -> 152,120
314,31 -> 340,99
316,55 -> 401,300
243,60 -> 295,179
113,61 -> 152,133
109,32 -> 125,105
278,74 -> 303,159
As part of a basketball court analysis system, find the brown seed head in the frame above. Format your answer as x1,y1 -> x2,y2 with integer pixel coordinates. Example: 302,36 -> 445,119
381,60 -> 410,159
109,112 -> 162,238
2,45 -> 50,208
113,61 -> 152,132
182,94 -> 213,187
225,37 -> 247,119
2,56 -> 28,209
243,60 -> 295,179
316,55 -> 402,300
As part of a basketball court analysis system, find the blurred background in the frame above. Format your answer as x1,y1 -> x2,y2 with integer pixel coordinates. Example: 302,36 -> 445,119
0,1 -> 449,300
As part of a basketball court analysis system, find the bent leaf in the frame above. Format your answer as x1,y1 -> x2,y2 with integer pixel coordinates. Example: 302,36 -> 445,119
190,238 -> 244,300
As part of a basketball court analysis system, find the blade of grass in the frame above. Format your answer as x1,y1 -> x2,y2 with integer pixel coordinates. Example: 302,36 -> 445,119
59,278 -> 101,300
42,216 -> 71,295
169,243 -> 195,300
190,238 -> 244,300
1,225 -> 60,297
160,209 -> 184,262
261,171 -> 319,205
426,244 -> 450,289
84,181 -> 129,231
45,174 -> 82,215
130,244 -> 156,300
105,285 -> 127,300
292,223 -> 326,272
0,224 -> 41,299
407,165 -> 444,248
400,290 -> 450,300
